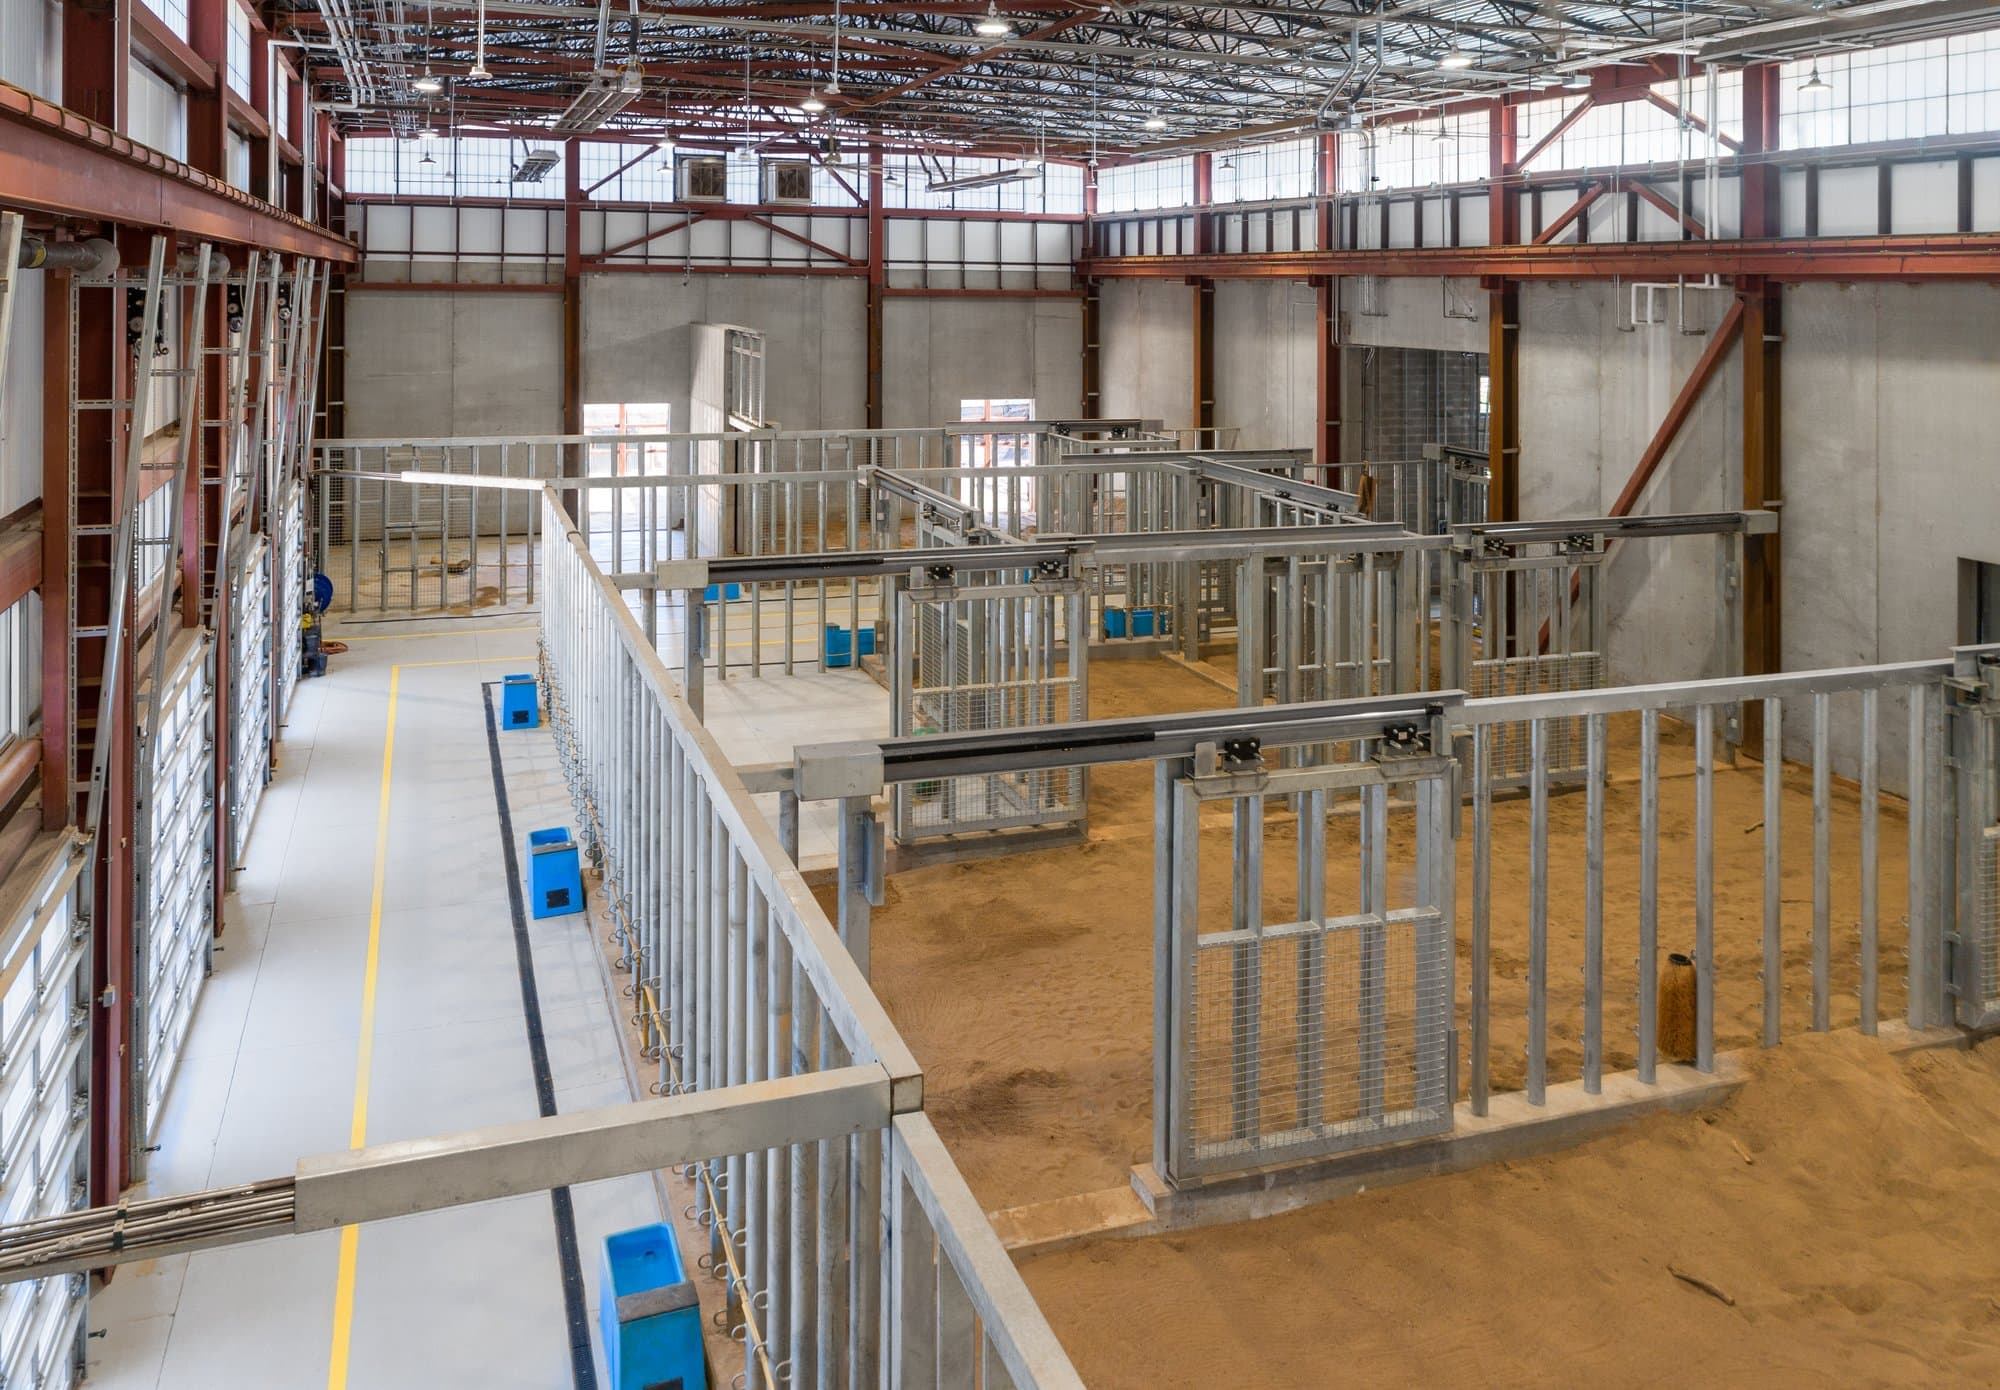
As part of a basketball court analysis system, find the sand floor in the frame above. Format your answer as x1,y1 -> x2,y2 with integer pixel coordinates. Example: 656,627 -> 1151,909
849,656 -> 1911,1212
1019,1030 -> 2000,1389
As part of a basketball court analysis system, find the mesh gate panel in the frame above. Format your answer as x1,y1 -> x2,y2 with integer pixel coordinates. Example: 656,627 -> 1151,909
1980,827 -> 2000,1013
894,583 -> 1085,843
230,538 -> 272,862
136,637 -> 215,1144
1470,651 -> 1603,779
1188,914 -> 1450,1165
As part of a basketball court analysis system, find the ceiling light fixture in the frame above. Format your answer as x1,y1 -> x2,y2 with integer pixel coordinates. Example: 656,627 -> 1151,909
414,69 -> 443,94
467,0 -> 491,78
975,2 -> 1012,38
1218,154 -> 1234,171
1800,61 -> 1832,94
416,126 -> 441,140
1144,112 -> 1166,130
1439,46 -> 1473,69
801,91 -> 827,113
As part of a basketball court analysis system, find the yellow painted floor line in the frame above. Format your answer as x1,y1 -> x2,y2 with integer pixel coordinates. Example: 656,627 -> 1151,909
335,625 -> 540,642
325,651 -> 528,1389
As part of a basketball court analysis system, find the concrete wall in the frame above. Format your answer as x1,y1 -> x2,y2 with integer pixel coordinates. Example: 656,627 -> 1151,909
580,273 -> 866,432
880,296 -> 1082,426
1517,280 -> 1742,691
1212,280 -> 1315,450
1341,276 -> 1486,354
1098,279 -> 1192,429
344,289 -> 565,438
0,269 -> 44,514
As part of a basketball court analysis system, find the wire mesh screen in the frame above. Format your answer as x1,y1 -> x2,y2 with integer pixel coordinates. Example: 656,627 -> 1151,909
1168,774 -> 1454,1179
1979,826 -> 2000,1013
1470,651 -> 1603,779
1188,914 -> 1449,1163
893,581 -> 1086,844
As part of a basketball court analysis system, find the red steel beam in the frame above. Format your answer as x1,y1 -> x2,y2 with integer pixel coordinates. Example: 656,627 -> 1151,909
1079,230 -> 2000,282
0,83 -> 355,261
1645,91 -> 1743,153
1532,180 -> 1606,245
1515,96 -> 1594,174
1621,177 -> 1705,238
1611,298 -> 1746,518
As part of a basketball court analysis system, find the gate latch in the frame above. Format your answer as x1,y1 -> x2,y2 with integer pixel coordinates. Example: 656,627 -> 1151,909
1218,736 -> 1262,770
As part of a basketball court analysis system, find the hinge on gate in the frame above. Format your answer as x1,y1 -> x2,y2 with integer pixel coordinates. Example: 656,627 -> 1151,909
924,563 -> 955,585
1218,736 -> 1262,770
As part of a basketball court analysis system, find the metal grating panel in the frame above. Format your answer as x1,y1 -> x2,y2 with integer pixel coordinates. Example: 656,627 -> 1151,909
893,581 -> 1086,844
1470,650 -> 1602,780
1188,911 -> 1450,1165
231,537 -> 273,862
0,848 -> 89,1390
1980,826 -> 2000,1013
135,636 -> 216,1145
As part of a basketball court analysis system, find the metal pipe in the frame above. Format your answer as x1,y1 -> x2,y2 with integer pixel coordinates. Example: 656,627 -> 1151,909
18,237 -> 117,273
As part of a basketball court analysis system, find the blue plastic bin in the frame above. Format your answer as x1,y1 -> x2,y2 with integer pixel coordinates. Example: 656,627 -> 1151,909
1130,608 -> 1157,637
702,583 -> 743,602
599,1224 -> 708,1390
824,624 -> 877,669
500,673 -> 540,729
527,828 -> 583,919
1102,608 -> 1129,639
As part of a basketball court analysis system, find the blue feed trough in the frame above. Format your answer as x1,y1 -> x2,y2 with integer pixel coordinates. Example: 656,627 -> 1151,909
824,624 -> 876,669
1102,607 -> 1128,639
501,673 -> 540,729
527,828 -> 583,919
600,1224 -> 707,1390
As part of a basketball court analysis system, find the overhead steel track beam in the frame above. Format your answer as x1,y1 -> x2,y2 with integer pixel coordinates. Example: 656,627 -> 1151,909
0,83 -> 356,262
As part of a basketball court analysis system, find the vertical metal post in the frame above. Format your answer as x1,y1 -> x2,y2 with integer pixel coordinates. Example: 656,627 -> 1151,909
1527,717 -> 1548,1104
1860,686 -> 1880,1034
1762,696 -> 1783,1046
1470,724 -> 1491,1116
1638,707 -> 1660,1083
1811,690 -> 1832,1031
1695,702 -> 1717,1074
1583,712 -> 1605,1094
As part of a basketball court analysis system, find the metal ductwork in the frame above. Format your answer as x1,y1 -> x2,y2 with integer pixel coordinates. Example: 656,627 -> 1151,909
18,237 -> 119,273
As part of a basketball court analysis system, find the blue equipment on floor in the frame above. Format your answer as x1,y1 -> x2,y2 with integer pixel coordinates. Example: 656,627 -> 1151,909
1129,607 -> 1157,637
702,582 -> 742,602
501,673 -> 540,729
1102,607 -> 1127,639
823,624 -> 876,669
600,1224 -> 708,1390
1102,607 -> 1155,639
527,828 -> 584,918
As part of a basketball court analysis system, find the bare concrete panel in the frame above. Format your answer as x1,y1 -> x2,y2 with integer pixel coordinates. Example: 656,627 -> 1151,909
880,296 -> 1082,425
344,289 -> 563,438
0,265 -> 43,512
1098,279 -> 1193,428
1341,275 -> 1486,354
1212,280 -> 1314,450
579,273 -> 866,431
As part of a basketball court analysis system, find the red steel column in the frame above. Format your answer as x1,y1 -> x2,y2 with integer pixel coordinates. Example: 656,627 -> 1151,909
1190,153 -> 1215,441
866,146 -> 886,429
1486,100 -> 1521,520
1080,177 -> 1100,418
1314,133 -> 1341,479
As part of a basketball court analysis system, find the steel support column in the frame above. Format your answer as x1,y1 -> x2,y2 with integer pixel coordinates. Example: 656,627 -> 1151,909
1487,100 -> 1520,521
561,138 -> 582,437
1080,179 -> 1100,418
1741,282 -> 1782,744
1314,134 -> 1340,480
1741,64 -> 1782,240
1191,277 -> 1215,443
866,146 -> 886,429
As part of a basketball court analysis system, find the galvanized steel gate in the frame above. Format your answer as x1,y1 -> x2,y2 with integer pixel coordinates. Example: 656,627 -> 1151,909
1951,652 -> 2000,1027
0,843 -> 91,1390
229,536 -> 272,864
1155,750 -> 1456,1181
133,632 -> 217,1162
890,565 -> 1089,846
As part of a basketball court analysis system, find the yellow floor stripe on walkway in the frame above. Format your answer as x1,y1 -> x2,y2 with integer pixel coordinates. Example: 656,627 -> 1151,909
325,653 -> 534,1390
335,626 -> 541,642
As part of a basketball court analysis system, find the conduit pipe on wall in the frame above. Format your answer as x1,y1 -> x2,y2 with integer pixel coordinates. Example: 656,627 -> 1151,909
17,237 -> 118,273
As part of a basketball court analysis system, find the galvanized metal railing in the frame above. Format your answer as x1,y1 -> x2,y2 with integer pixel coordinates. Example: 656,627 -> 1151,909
537,488 -> 1084,1390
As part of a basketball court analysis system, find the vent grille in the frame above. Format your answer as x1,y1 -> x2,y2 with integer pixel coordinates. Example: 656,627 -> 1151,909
681,157 -> 728,202
767,160 -> 813,204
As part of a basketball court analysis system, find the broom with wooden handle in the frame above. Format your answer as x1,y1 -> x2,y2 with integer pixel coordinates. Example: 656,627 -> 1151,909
1658,952 -> 1698,1063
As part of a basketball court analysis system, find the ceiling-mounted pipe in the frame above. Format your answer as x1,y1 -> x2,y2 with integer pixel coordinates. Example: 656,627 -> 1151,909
18,237 -> 119,273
